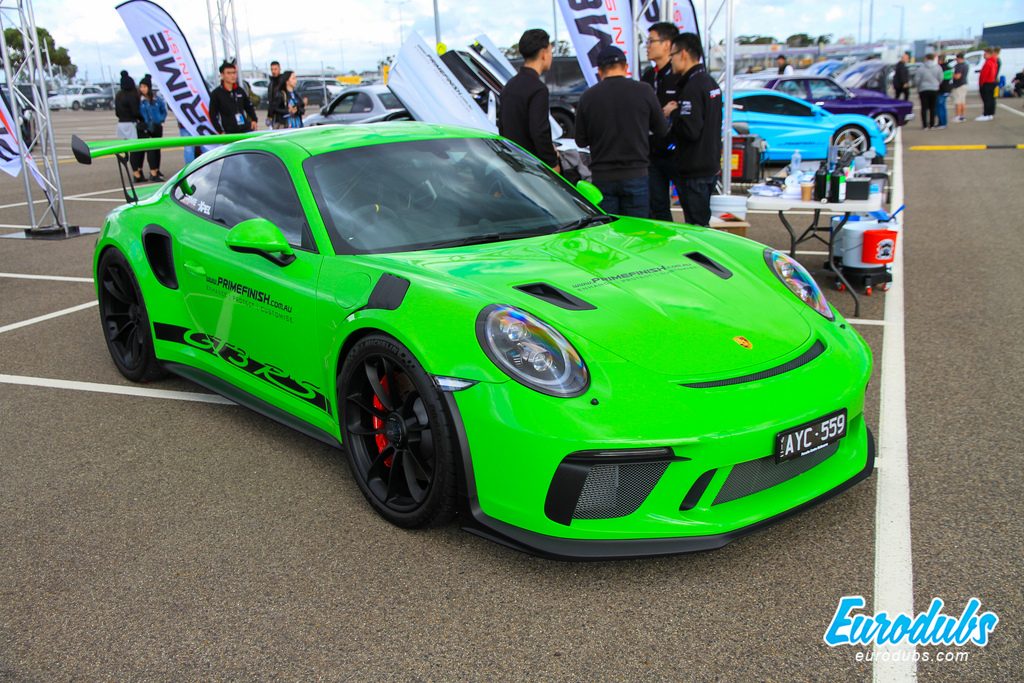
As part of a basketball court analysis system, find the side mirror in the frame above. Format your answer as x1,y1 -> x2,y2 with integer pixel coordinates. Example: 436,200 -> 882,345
225,218 -> 296,266
732,121 -> 750,135
177,178 -> 196,196
575,180 -> 604,207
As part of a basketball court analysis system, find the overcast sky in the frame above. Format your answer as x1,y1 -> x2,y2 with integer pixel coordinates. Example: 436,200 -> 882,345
29,0 -> 1022,82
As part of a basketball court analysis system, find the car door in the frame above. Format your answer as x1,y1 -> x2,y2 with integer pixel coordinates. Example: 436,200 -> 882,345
173,151 -> 332,430
807,78 -> 858,115
323,92 -> 362,124
735,94 -> 825,160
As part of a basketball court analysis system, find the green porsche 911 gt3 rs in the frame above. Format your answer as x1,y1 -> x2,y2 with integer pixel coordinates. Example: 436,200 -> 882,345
74,122 -> 874,559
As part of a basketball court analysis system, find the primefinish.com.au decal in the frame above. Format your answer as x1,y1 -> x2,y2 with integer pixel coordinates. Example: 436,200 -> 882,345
824,595 -> 999,664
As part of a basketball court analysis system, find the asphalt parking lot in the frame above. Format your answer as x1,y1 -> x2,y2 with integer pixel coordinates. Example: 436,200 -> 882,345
1,100 -> 1021,681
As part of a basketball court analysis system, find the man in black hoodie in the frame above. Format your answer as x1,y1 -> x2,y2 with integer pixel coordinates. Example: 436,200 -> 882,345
499,29 -> 559,171
265,60 -> 282,128
663,33 -> 722,227
641,21 -> 681,220
575,46 -> 668,217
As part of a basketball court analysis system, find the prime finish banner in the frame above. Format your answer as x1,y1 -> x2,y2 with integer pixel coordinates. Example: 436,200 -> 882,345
116,0 -> 216,137
0,95 -> 46,189
559,0 -> 700,87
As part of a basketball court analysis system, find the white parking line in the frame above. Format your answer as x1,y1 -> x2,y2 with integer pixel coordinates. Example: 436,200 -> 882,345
872,127 -> 915,682
996,103 -> 1024,118
0,272 -> 93,283
0,301 -> 97,335
846,318 -> 887,326
0,373 -> 234,405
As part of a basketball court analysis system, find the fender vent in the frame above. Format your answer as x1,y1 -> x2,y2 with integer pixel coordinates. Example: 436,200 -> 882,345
685,252 -> 732,279
142,225 -> 177,289
514,282 -> 596,311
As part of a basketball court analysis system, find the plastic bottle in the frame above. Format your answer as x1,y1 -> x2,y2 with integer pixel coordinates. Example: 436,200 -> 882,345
828,167 -> 842,203
790,149 -> 802,178
838,175 -> 847,202
814,162 -> 829,201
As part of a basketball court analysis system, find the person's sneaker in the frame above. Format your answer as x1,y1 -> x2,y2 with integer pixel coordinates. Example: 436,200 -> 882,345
974,115 -> 992,121
955,116 -> 966,122
935,125 -> 947,129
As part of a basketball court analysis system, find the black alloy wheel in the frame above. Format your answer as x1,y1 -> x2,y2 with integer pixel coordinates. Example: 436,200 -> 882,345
97,249 -> 166,382
339,334 -> 457,528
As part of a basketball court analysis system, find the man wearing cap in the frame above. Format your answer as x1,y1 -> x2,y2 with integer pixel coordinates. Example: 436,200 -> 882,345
664,33 -> 723,227
209,60 -> 257,134
574,46 -> 668,218
499,29 -> 559,171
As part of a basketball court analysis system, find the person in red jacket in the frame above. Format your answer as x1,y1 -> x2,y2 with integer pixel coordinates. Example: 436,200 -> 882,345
977,48 -> 999,121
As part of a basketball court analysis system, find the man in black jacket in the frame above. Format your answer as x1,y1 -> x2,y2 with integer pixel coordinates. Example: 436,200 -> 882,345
265,60 -> 282,128
664,33 -> 722,227
499,29 -> 559,171
575,46 -> 668,217
641,21 -> 681,220
209,60 -> 257,133
893,52 -> 911,100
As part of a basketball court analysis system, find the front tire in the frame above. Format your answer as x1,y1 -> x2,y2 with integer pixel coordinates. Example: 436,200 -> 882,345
832,125 -> 870,156
338,334 -> 458,528
71,100 -> 80,111
873,112 -> 898,143
97,248 -> 166,382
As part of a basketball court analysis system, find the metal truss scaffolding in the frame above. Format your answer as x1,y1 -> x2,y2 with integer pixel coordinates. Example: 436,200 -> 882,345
207,0 -> 241,73
0,0 -> 72,237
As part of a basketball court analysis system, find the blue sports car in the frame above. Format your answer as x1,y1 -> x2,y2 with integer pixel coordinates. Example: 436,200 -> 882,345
731,89 -> 887,162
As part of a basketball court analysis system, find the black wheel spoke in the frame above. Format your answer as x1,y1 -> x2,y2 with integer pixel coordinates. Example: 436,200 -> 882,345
107,318 -> 136,343
401,450 -> 428,503
403,445 -> 432,480
103,274 -> 131,304
346,393 -> 388,420
367,445 -> 394,481
349,424 -> 386,436
364,359 -> 395,411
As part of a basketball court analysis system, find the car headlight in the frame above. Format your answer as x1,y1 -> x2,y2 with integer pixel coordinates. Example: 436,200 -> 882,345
476,304 -> 589,397
764,250 -> 834,321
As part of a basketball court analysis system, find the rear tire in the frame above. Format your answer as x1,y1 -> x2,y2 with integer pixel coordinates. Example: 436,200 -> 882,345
71,101 -> 80,111
338,334 -> 458,529
552,109 -> 575,138
96,248 -> 166,383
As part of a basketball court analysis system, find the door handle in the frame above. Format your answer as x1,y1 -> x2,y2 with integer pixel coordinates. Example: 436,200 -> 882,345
183,261 -> 206,277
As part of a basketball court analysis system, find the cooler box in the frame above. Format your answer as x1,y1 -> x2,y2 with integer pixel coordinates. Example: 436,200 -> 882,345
861,229 -> 898,265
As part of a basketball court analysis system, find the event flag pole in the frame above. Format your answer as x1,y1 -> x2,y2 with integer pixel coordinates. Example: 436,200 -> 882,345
432,0 -> 441,48
721,0 -> 734,194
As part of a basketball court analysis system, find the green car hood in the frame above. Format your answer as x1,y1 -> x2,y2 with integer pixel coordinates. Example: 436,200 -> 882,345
370,219 -> 815,379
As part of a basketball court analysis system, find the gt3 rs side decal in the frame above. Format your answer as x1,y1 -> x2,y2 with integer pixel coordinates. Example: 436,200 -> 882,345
153,323 -> 331,413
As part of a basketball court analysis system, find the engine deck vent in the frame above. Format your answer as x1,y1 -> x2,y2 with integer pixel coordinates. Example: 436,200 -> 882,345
514,282 -> 596,311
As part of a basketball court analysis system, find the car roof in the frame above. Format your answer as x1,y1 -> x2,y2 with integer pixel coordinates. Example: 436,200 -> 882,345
217,121 -> 498,159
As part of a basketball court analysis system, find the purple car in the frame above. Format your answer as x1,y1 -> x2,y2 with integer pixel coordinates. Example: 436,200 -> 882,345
735,75 -> 913,142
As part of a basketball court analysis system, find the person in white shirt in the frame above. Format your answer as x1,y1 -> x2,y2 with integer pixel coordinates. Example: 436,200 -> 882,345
777,55 -> 794,75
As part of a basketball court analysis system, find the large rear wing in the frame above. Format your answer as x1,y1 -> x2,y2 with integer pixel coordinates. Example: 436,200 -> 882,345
71,132 -> 261,203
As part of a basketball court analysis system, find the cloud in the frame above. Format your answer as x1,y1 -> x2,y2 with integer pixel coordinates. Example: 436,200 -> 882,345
921,2 -> 937,11
825,7 -> 844,22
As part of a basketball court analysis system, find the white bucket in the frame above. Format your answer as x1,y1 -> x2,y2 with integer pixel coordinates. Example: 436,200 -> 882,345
710,194 -> 748,220
832,217 -> 880,269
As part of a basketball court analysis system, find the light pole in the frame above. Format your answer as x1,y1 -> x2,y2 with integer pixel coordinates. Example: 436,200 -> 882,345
868,0 -> 874,44
552,0 -> 557,48
432,0 -> 441,48
894,5 -> 904,53
388,0 -> 408,46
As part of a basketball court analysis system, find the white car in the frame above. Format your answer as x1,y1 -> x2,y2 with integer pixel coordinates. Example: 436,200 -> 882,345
48,85 -> 106,111
250,79 -> 269,101
303,85 -> 404,125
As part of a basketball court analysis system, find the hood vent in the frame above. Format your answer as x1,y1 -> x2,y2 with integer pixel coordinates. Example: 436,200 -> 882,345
514,282 -> 596,311
685,252 -> 733,280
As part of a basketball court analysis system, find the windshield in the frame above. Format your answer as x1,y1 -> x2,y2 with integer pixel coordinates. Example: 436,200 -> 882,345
835,64 -> 877,86
734,78 -> 772,90
305,137 -> 601,254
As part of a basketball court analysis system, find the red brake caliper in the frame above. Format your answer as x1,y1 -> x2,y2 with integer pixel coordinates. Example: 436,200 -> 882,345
372,376 -> 393,468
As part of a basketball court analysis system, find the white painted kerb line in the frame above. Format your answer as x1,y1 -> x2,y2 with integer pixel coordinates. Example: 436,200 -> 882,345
0,301 -> 98,335
0,272 -> 93,283
872,127 -> 916,682
0,374 -> 235,405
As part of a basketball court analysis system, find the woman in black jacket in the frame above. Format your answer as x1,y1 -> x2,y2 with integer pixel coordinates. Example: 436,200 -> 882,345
270,71 -> 305,129
113,71 -> 145,182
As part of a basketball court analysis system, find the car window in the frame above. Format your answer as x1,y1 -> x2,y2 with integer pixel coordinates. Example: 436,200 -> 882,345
808,79 -> 846,100
776,80 -> 807,98
304,137 -> 601,255
378,91 -> 401,110
329,93 -> 358,114
352,92 -> 373,113
737,94 -> 813,117
213,153 -> 311,250
172,158 -> 224,219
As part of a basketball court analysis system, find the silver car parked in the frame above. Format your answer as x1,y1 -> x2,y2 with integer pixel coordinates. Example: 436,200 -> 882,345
303,85 -> 404,126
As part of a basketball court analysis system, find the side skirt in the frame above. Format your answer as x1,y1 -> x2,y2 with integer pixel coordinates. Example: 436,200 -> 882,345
163,362 -> 342,449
